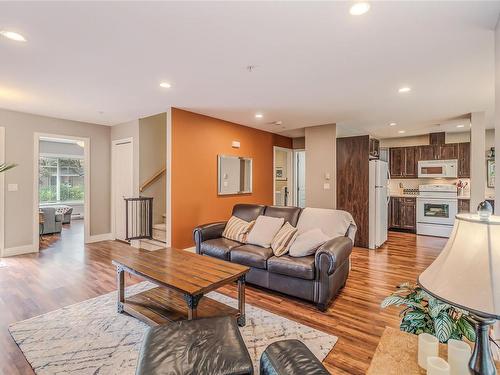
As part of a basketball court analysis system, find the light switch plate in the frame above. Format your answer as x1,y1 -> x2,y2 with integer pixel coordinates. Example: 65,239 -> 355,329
323,183 -> 330,190
7,184 -> 18,192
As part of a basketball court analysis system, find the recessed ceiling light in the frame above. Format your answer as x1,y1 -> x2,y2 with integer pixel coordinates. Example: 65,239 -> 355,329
159,82 -> 171,88
255,113 -> 263,119
398,87 -> 411,93
398,130 -> 406,134
349,2 -> 370,16
389,122 -> 397,126
0,30 -> 26,42
456,124 -> 465,128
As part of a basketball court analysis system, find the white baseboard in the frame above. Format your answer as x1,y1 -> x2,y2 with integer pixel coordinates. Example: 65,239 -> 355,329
1,244 -> 37,257
86,233 -> 114,243
183,246 -> 196,253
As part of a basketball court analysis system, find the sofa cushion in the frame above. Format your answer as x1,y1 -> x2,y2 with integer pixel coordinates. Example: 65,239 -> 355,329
267,255 -> 315,280
296,207 -> 357,243
222,216 -> 255,243
230,244 -> 273,269
246,215 -> 284,248
289,228 -> 330,257
200,238 -> 242,260
232,204 -> 266,222
264,206 -> 302,226
271,222 -> 298,256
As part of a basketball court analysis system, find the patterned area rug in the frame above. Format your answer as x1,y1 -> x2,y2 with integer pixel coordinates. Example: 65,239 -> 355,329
9,282 -> 337,374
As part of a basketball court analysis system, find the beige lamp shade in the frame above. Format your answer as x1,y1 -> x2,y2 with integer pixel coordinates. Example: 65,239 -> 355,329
418,213 -> 500,319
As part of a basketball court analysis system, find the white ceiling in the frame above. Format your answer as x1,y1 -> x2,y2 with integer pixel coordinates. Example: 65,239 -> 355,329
0,1 -> 499,138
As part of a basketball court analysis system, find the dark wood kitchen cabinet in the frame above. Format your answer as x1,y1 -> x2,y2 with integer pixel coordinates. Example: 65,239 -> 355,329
457,142 -> 470,178
438,143 -> 458,160
417,145 -> 435,161
389,197 -> 416,232
389,147 -> 417,178
458,199 -> 470,213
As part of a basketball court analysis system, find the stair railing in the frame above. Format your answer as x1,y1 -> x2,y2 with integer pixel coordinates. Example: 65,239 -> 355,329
125,197 -> 153,241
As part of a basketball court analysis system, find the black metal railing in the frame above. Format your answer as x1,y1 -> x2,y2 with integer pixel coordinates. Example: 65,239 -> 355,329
125,197 -> 153,241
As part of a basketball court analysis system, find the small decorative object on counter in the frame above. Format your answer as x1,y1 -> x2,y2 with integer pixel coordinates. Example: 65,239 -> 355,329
455,180 -> 468,197
447,339 -> 472,375
477,200 -> 493,220
418,333 -> 439,369
427,357 -> 450,375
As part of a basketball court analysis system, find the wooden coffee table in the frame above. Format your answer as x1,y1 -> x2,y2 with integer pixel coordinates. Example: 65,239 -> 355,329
112,248 -> 250,326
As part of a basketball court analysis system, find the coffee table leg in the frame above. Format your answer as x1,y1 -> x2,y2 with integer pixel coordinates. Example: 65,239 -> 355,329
237,275 -> 246,327
184,294 -> 203,320
117,265 -> 124,313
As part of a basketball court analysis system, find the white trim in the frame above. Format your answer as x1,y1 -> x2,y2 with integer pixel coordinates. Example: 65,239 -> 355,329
40,152 -> 84,159
272,146 -> 294,206
2,243 -> 36,257
293,149 -> 306,207
87,232 -> 114,243
111,137 -> 134,241
33,133 -> 91,251
166,108 -> 172,247
0,127 -> 5,256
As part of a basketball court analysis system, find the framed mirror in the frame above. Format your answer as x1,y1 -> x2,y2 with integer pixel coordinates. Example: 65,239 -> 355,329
487,159 -> 495,188
218,155 -> 252,195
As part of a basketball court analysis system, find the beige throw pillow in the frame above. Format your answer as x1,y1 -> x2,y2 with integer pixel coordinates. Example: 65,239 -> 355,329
289,228 -> 330,257
271,222 -> 298,256
222,216 -> 255,243
246,215 -> 285,248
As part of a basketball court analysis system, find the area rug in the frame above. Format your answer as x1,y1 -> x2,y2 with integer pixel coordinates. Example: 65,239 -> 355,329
9,282 -> 337,374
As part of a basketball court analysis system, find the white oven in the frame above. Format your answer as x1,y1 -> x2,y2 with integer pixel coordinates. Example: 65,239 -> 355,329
416,184 -> 458,238
418,159 -> 457,178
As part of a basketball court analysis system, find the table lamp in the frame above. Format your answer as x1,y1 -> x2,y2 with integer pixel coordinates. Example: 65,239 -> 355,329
418,203 -> 499,375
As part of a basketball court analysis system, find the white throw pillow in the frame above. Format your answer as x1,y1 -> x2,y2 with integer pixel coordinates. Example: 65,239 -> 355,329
246,215 -> 285,248
288,228 -> 330,257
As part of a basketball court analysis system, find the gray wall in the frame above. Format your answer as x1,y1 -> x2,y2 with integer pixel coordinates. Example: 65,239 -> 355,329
0,108 -> 111,249
305,124 -> 336,209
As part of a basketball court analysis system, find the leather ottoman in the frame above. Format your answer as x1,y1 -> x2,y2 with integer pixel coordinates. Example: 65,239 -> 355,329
135,316 -> 253,375
259,339 -> 329,375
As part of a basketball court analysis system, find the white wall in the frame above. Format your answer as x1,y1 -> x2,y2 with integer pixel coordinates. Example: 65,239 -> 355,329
0,108 -> 111,253
305,124 -> 336,208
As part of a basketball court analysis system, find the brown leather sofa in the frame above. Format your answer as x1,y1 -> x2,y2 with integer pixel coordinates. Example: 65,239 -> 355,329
193,204 -> 355,311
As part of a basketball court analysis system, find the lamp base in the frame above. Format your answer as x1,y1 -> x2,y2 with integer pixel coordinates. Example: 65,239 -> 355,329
469,315 -> 497,375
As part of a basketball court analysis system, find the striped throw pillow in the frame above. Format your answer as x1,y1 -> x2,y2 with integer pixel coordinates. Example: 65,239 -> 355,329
222,216 -> 255,243
271,222 -> 298,256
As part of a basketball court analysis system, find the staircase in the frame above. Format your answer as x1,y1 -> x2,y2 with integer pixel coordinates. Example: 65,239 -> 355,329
152,213 -> 167,243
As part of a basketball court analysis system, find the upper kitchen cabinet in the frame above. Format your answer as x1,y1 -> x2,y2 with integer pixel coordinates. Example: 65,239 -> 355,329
389,147 -> 417,178
437,143 -> 458,160
457,142 -> 470,178
417,145 -> 435,161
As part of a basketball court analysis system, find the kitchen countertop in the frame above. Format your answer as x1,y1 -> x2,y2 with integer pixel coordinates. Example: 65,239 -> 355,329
389,193 -> 494,200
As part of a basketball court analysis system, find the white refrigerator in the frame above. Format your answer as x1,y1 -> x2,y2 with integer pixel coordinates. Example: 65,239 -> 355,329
368,160 -> 389,249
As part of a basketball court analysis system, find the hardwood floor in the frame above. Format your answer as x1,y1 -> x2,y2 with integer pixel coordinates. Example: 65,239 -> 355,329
0,230 -> 446,375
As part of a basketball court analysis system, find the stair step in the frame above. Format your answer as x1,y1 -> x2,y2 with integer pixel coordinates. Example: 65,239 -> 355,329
153,223 -> 166,231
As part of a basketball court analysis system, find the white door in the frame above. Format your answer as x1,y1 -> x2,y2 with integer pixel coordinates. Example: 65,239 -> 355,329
273,147 -> 294,206
112,139 -> 134,241
295,150 -> 306,208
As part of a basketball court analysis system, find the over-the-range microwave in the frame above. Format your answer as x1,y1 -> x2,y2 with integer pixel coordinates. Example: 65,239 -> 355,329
417,159 -> 458,178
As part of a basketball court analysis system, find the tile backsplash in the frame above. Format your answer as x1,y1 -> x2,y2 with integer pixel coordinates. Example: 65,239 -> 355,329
389,178 -> 471,196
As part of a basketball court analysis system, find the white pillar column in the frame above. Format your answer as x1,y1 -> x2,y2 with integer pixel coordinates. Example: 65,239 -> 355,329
470,112 -> 486,211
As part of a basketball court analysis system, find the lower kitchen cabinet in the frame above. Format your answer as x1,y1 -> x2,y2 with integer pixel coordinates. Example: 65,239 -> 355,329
389,197 -> 416,233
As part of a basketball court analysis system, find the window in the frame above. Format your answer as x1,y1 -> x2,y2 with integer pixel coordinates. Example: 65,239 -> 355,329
39,156 -> 84,203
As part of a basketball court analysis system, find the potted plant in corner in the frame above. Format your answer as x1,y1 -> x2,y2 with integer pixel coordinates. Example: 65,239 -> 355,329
381,282 -> 476,343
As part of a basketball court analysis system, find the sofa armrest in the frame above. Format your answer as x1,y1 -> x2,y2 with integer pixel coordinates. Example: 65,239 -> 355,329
315,236 -> 353,276
193,222 -> 227,254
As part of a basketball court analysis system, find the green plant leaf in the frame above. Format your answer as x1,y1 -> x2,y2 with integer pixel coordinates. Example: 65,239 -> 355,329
381,295 -> 407,308
457,317 -> 476,342
434,312 -> 454,342
404,311 -> 426,321
429,302 -> 451,319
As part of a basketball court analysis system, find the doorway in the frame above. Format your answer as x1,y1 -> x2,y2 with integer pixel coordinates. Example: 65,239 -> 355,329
294,150 -> 306,208
33,134 -> 90,251
112,138 -> 134,242
273,147 -> 293,206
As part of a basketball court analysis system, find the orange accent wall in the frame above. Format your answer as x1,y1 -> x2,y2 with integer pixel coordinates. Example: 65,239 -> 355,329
171,108 -> 292,248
